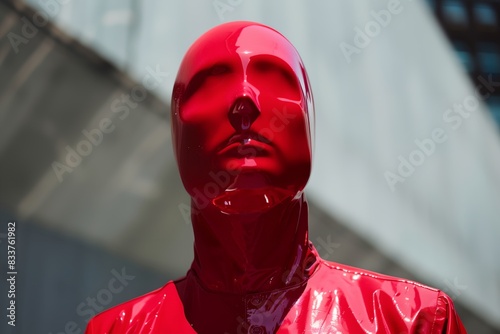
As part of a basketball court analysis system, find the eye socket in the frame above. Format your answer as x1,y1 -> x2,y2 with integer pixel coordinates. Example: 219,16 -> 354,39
249,59 -> 301,99
183,64 -> 232,102
253,61 -> 298,88
210,64 -> 230,76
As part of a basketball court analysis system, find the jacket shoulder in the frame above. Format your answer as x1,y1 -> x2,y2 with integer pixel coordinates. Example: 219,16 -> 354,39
307,260 -> 467,333
84,281 -> 178,334
320,259 -> 441,293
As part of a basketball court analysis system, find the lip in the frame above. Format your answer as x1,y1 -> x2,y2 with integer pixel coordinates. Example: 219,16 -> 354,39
227,132 -> 272,146
218,133 -> 273,156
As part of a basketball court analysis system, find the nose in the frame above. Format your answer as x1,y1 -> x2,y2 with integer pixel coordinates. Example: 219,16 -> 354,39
228,97 -> 260,131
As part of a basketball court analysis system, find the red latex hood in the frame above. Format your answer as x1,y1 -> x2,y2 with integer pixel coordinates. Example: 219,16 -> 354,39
84,21 -> 467,334
171,21 -> 316,293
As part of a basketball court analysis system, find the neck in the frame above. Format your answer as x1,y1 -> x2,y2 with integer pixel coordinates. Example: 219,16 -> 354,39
189,193 -> 315,294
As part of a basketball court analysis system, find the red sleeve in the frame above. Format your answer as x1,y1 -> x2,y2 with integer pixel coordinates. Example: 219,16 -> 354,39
433,292 -> 467,334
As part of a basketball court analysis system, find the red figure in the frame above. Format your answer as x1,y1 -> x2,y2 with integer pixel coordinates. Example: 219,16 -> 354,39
85,21 -> 466,333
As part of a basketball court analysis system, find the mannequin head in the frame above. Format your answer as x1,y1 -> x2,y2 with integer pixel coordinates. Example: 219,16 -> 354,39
171,21 -> 314,213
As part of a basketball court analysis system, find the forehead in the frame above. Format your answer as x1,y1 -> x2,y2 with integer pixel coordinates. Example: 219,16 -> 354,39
176,22 -> 304,84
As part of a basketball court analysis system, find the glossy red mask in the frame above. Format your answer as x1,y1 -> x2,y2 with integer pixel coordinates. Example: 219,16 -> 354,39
85,22 -> 467,334
171,21 -> 314,213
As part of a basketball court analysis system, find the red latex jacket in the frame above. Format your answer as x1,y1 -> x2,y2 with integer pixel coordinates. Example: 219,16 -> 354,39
85,21 -> 467,334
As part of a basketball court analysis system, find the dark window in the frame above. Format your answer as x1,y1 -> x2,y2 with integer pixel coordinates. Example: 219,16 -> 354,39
426,0 -> 500,127
442,0 -> 468,25
474,3 -> 497,26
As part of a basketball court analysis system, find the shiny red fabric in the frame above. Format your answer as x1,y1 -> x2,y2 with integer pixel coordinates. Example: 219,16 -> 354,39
85,21 -> 466,333
86,253 -> 466,333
